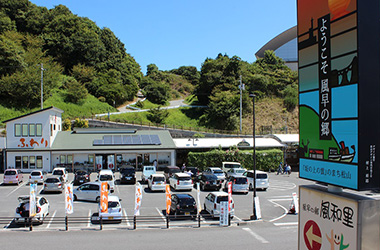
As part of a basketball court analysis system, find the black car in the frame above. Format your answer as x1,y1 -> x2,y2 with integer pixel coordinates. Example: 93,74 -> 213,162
73,170 -> 90,185
195,173 -> 222,191
169,194 -> 197,218
120,167 -> 136,184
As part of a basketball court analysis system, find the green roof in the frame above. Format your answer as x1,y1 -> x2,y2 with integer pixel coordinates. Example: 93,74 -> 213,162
51,129 -> 176,151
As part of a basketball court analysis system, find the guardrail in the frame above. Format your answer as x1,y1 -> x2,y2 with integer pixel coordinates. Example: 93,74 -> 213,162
0,213 -> 228,231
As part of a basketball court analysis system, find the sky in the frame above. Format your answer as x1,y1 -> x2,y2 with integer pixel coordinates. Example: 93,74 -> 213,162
29,0 -> 297,74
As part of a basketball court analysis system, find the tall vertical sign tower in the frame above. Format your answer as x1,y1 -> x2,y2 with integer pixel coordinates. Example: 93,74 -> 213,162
298,0 -> 380,190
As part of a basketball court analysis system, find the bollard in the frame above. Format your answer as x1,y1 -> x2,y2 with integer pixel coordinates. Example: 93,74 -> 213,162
198,214 -> 201,228
166,215 -> 169,229
100,216 -> 103,230
133,215 -> 136,230
65,216 -> 68,231
29,217 -> 32,231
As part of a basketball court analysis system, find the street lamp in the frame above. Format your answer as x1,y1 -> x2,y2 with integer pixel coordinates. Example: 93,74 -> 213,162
250,93 -> 258,220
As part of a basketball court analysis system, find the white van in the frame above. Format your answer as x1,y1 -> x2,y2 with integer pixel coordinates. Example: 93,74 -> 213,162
222,162 -> 241,173
97,169 -> 115,193
243,170 -> 269,191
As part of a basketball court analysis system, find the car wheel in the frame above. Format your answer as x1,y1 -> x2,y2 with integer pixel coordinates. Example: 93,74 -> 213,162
96,196 -> 100,203
73,194 -> 77,201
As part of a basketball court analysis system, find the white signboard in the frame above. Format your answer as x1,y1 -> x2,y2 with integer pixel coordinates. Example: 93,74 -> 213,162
65,184 -> 74,214
219,201 -> 229,226
299,186 -> 358,250
134,183 -> 142,216
29,184 -> 37,217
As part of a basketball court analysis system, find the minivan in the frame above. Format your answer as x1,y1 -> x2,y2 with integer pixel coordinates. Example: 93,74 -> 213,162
243,170 -> 269,191
97,169 -> 115,193
52,167 -> 68,183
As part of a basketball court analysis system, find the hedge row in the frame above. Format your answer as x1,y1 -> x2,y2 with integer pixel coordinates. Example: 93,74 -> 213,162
187,148 -> 283,172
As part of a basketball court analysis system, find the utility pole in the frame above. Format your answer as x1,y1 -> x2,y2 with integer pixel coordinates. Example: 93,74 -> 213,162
40,63 -> 45,110
239,75 -> 245,133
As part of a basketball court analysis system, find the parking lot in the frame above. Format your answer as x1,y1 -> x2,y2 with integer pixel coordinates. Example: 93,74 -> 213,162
0,171 -> 311,231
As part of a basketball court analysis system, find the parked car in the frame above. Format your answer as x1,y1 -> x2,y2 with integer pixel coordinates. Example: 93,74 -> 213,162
120,167 -> 136,184
221,161 -> 241,173
224,176 -> 249,194
51,167 -> 68,183
141,165 -> 156,183
44,176 -> 65,193
29,170 -> 46,185
243,170 -> 269,191
15,196 -> 50,224
73,182 -> 109,202
203,191 -> 234,218
225,168 -> 247,177
98,195 -> 122,223
147,174 -> 166,192
204,167 -> 225,182
164,166 -> 181,181
73,170 -> 90,185
169,194 -> 197,218
3,169 -> 23,185
97,170 -> 115,193
169,173 -> 193,191
194,173 -> 222,191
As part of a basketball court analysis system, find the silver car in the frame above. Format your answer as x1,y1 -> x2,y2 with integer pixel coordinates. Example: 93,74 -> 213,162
73,182 -> 106,202
44,176 -> 64,193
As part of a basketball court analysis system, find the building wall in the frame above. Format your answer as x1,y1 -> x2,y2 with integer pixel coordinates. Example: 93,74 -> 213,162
6,151 -> 51,173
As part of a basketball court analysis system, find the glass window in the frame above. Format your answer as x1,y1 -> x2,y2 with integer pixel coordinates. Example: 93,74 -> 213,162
29,156 -> 36,169
22,124 -> 28,137
36,156 -> 43,169
15,156 -> 21,169
15,124 -> 21,137
60,155 -> 66,164
36,124 -> 42,137
50,124 -> 53,136
29,124 -> 35,137
67,155 -> 73,164
22,156 -> 28,169
88,155 -> 94,164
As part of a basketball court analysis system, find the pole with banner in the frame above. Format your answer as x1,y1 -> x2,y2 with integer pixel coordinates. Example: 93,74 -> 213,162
196,182 -> 201,227
165,184 -> 171,228
65,183 -> 73,230
100,182 -> 108,228
227,181 -> 232,226
134,183 -> 142,216
29,183 -> 37,218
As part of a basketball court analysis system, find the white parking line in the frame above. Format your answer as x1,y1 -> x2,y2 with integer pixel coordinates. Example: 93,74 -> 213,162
46,210 -> 57,228
273,222 -> 298,226
155,207 -> 166,222
234,215 -> 243,222
242,227 -> 269,244
4,218 -> 14,230
123,209 -> 131,226
87,210 -> 92,227
6,181 -> 27,197
268,199 -> 289,222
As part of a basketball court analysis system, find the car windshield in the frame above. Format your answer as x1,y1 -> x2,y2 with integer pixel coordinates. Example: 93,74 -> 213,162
179,197 -> 195,205
213,170 -> 223,174
179,176 -> 191,181
153,177 -> 165,182
216,196 -> 228,203
224,164 -> 241,169
121,169 -> 135,174
46,178 -> 60,183
234,178 -> 247,184
53,170 -> 64,175
256,173 -> 268,179
235,169 -> 245,174
205,175 -> 218,180
99,175 -> 113,181
31,172 -> 42,176
5,170 -> 16,175
108,201 -> 119,208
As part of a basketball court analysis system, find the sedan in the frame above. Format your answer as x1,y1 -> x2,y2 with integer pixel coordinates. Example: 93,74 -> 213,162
169,194 -> 197,218
15,196 -> 50,224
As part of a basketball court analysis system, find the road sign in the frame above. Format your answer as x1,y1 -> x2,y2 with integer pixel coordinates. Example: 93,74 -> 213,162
219,201 -> 229,227
303,220 -> 322,250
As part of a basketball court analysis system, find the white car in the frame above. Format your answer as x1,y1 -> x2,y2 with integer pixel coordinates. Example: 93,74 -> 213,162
142,165 -> 156,183
52,167 -> 68,183
29,170 -> 46,184
15,196 -> 50,224
224,176 -> 249,194
97,170 -> 115,193
147,174 -> 166,192
225,168 -> 247,177
169,173 -> 193,191
243,170 -> 269,191
203,192 -> 234,218
73,182 -> 106,202
205,167 -> 225,182
98,195 -> 122,222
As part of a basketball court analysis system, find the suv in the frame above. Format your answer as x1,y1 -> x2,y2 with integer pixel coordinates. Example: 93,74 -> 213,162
194,173 -> 222,191
141,166 -> 156,183
52,167 -> 68,183
243,170 -> 269,191
97,170 -> 115,193
3,169 -> 23,185
120,167 -> 136,184
203,192 -> 234,218
164,166 -> 181,181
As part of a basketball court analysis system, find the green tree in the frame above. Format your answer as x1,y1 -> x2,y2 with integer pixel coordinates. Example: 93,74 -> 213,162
144,83 -> 170,105
147,107 -> 169,124
63,77 -> 88,104
62,118 -> 71,131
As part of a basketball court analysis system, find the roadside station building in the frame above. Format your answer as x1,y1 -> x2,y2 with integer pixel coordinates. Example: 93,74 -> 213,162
2,107 -> 176,173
